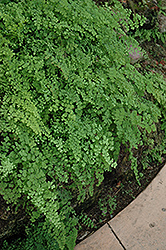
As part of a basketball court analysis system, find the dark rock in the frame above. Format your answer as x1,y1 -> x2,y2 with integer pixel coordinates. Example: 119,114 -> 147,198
158,14 -> 166,33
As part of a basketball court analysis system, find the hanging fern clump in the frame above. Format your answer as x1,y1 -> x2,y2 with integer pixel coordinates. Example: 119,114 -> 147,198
0,0 -> 166,249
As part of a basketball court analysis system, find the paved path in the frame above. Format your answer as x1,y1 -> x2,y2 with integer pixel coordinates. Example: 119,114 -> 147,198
75,164 -> 166,250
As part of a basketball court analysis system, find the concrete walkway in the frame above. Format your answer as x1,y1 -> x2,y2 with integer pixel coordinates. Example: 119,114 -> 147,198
74,164 -> 166,250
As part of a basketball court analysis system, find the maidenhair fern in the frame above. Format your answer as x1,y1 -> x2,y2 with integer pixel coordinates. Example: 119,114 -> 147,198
0,0 -> 165,249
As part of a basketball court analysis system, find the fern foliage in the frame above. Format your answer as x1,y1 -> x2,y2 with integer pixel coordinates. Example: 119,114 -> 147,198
0,0 -> 166,249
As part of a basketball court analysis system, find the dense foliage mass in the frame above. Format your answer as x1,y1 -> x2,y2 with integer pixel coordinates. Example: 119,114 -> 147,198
0,0 -> 166,249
